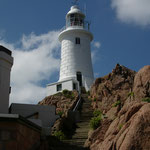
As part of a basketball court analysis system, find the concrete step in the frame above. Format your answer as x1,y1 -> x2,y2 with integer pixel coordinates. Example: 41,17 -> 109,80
61,94 -> 93,148
60,94 -> 93,150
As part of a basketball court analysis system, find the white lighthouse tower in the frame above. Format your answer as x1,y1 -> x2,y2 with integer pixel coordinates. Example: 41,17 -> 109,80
47,5 -> 94,96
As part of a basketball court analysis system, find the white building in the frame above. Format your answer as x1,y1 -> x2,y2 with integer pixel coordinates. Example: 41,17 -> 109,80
47,5 -> 94,96
0,46 -> 13,113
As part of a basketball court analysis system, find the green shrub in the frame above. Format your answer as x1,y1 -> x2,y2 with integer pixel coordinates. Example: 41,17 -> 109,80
93,98 -> 97,102
62,89 -> 75,99
57,111 -> 64,117
71,93 -> 75,99
87,91 -> 90,96
53,130 -> 66,140
128,92 -> 134,97
93,110 -> 102,117
54,92 -> 62,96
142,97 -> 150,103
90,115 -> 102,130
88,98 -> 92,101
119,124 -> 123,130
112,100 -> 121,107
62,89 -> 70,95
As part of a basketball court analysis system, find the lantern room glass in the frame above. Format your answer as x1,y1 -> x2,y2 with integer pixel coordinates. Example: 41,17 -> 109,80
66,13 -> 85,28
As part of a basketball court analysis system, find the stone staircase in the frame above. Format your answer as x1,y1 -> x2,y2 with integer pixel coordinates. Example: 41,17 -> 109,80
61,94 -> 93,149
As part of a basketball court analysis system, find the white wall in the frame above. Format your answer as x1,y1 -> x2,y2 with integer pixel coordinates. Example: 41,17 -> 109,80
0,51 -> 13,113
10,104 -> 59,128
47,79 -> 79,96
58,29 -> 94,91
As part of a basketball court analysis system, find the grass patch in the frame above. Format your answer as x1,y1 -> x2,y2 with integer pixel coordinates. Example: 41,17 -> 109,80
53,130 -> 66,140
93,110 -> 102,117
54,92 -> 62,96
62,89 -> 75,99
119,124 -> 123,130
128,92 -> 134,98
93,98 -> 97,102
90,110 -> 103,130
57,111 -> 64,117
87,91 -> 90,96
112,100 -> 121,107
142,97 -> 150,103
90,115 -> 102,130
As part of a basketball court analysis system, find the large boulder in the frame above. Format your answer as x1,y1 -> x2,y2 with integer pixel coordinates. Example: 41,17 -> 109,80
90,102 -> 150,150
133,65 -> 150,101
88,65 -> 150,150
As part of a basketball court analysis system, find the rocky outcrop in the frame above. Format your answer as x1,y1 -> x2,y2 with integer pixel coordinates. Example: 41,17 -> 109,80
39,90 -> 79,137
87,64 -> 150,150
39,90 -> 79,116
90,102 -> 150,150
133,65 -> 150,102
90,64 -> 136,112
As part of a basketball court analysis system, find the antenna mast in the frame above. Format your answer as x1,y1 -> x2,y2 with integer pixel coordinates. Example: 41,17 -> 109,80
84,3 -> 87,16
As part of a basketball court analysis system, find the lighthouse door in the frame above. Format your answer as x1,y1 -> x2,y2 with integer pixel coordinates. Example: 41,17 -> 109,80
76,72 -> 82,87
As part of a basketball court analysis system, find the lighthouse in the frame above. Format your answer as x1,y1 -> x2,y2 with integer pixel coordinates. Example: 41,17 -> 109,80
47,5 -> 94,96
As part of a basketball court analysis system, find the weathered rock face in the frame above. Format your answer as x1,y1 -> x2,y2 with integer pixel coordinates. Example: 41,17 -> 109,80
88,65 -> 150,150
90,64 -> 136,112
133,65 -> 150,102
38,90 -> 79,137
39,90 -> 79,116
90,102 -> 150,150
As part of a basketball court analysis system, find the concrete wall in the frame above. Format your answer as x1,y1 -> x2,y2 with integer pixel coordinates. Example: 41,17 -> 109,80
47,79 -> 79,96
10,104 -> 59,128
0,46 -> 13,114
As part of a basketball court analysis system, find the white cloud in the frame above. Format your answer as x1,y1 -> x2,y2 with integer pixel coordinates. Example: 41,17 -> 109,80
92,41 -> 101,64
0,30 -> 60,104
111,0 -> 150,26
93,41 -> 101,49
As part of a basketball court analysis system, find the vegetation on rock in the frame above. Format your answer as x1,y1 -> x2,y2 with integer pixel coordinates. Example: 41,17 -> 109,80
38,64 -> 150,150
62,89 -> 75,99
128,91 -> 134,98
142,97 -> 150,103
112,100 -> 121,107
53,130 -> 66,140
90,110 -> 102,130
90,115 -> 102,130
38,90 -> 79,139
93,110 -> 102,117
57,111 -> 64,117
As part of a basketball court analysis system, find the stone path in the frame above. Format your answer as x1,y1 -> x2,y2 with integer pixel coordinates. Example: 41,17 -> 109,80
61,94 -> 93,149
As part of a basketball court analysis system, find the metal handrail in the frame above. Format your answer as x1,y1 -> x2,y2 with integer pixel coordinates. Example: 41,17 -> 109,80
73,94 -> 82,112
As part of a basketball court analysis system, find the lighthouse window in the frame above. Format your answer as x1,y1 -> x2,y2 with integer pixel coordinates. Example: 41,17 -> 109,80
57,84 -> 62,91
71,14 -> 75,18
76,37 -> 80,44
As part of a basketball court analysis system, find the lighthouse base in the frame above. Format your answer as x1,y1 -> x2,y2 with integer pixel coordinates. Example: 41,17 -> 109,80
46,79 -> 80,96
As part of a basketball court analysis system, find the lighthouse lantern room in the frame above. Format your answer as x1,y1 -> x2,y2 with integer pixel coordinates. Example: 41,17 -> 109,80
47,5 -> 94,96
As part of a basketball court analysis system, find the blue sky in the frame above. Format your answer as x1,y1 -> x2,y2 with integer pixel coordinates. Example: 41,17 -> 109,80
0,0 -> 150,104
